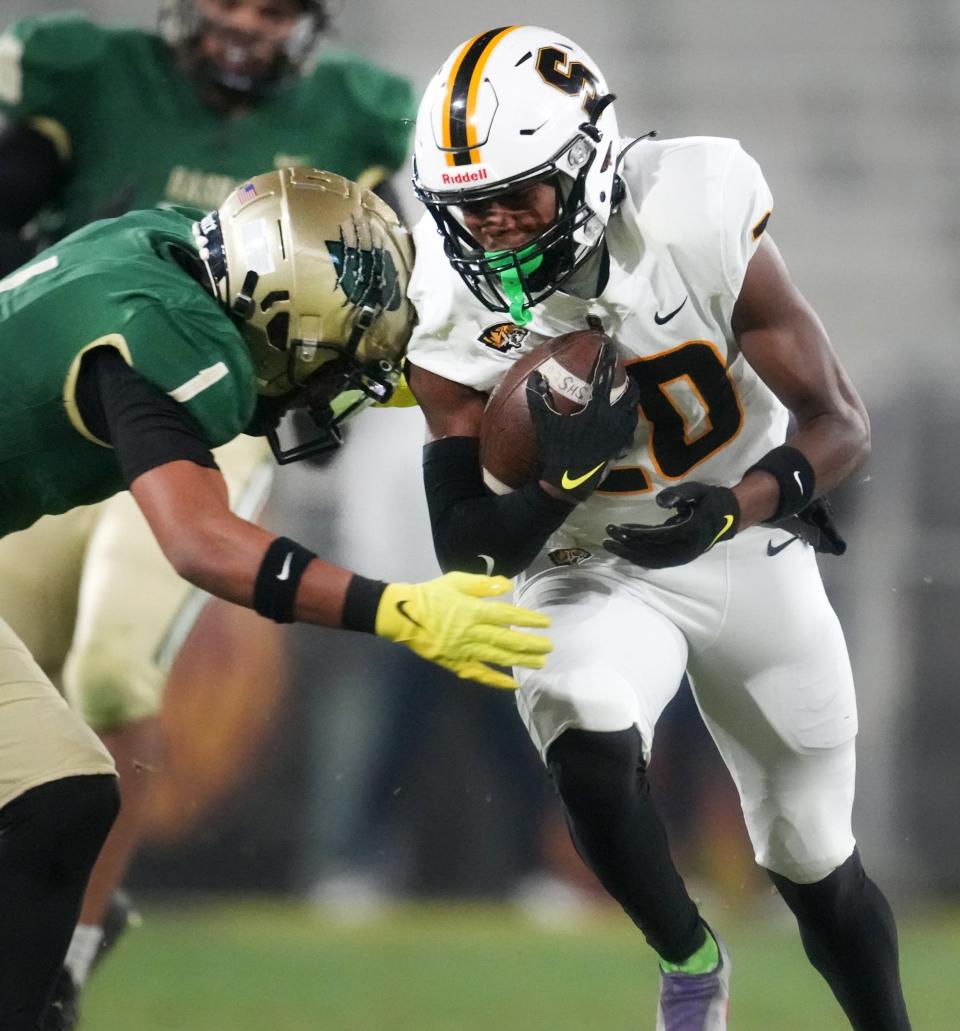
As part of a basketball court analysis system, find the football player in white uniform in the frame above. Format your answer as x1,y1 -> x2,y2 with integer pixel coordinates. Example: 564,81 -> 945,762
405,25 -> 911,1031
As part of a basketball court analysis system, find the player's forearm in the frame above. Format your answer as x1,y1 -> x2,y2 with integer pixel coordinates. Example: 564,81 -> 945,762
788,400 -> 871,492
130,462 -> 356,627
160,510 -> 355,628
734,406 -> 870,529
424,436 -> 572,577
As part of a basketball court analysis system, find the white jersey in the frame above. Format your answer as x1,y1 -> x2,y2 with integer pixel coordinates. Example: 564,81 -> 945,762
408,135 -> 789,550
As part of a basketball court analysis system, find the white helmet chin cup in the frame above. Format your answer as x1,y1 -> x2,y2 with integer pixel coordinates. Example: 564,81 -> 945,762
413,26 -> 620,317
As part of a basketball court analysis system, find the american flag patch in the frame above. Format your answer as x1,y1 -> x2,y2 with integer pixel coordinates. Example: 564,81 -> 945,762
236,182 -> 257,204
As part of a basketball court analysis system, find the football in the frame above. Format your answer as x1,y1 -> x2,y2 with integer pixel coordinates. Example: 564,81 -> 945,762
479,325 -> 627,494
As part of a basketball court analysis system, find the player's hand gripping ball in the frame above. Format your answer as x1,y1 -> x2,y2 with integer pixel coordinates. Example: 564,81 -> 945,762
604,482 -> 741,568
479,326 -> 639,500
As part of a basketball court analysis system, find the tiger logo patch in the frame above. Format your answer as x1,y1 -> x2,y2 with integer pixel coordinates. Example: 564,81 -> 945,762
548,547 -> 592,567
479,322 -> 529,353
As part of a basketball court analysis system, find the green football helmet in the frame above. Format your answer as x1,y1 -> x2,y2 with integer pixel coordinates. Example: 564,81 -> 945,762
158,0 -> 330,97
194,167 -> 416,462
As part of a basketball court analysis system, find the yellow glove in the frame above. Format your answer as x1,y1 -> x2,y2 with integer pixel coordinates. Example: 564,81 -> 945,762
375,572 -> 552,689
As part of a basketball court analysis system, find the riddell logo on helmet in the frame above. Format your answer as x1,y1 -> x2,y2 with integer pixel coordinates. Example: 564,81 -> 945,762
441,168 -> 489,185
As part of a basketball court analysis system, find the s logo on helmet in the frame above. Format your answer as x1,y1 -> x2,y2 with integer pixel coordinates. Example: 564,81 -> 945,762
535,46 -> 601,117
478,322 -> 529,354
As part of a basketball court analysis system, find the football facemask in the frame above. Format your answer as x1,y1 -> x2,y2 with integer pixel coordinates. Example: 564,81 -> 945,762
195,167 -> 415,463
158,0 -> 329,97
413,26 -> 622,322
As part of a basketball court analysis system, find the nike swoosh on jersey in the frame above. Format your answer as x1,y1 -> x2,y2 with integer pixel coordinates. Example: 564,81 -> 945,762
708,515 -> 736,549
767,535 -> 799,556
793,469 -> 804,490
478,554 -> 496,575
396,599 -> 424,629
654,296 -> 688,325
276,552 -> 294,581
561,461 -> 606,491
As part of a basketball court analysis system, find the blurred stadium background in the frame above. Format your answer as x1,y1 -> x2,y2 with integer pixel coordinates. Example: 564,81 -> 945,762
6,0 -> 960,1027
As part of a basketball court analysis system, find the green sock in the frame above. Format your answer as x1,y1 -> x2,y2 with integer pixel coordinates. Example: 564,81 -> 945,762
486,246 -> 543,326
659,927 -> 720,975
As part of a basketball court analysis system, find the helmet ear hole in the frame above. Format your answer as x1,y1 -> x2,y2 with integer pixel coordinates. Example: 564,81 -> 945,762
260,290 -> 290,312
266,312 -> 290,352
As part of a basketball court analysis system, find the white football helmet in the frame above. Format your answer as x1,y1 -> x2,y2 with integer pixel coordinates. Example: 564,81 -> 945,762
413,26 -> 622,322
194,167 -> 415,463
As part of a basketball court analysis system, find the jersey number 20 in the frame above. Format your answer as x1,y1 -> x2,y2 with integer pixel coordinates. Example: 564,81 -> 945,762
599,340 -> 743,495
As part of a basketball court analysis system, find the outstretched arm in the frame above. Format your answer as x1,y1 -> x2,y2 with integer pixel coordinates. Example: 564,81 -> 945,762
82,348 -> 551,689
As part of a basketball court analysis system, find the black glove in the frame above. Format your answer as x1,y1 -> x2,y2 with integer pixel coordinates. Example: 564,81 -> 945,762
774,495 -> 847,556
527,343 -> 640,502
604,482 -> 740,568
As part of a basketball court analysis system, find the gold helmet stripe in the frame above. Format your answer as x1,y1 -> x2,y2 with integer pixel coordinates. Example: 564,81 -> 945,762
442,25 -> 519,167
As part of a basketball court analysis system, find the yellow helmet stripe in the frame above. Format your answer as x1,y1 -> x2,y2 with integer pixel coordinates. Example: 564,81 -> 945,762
442,25 -> 520,167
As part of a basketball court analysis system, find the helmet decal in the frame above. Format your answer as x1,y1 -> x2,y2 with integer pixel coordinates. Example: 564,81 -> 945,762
535,46 -> 601,118
442,26 -> 519,167
325,239 -> 402,314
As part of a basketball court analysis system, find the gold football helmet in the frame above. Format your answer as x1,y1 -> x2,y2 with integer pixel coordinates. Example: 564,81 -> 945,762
194,167 -> 416,462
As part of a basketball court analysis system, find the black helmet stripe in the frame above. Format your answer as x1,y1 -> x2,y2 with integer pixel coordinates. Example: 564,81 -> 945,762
442,26 -> 517,167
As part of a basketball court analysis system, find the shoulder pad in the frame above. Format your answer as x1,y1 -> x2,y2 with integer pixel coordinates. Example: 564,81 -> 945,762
3,15 -> 112,76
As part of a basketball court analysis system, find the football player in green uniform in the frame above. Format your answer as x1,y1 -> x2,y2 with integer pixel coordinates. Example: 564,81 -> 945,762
0,0 -> 414,264
0,166 -> 552,1031
0,2 -> 417,1025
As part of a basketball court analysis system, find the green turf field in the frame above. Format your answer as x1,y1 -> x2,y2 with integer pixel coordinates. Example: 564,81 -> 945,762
80,898 -> 957,1029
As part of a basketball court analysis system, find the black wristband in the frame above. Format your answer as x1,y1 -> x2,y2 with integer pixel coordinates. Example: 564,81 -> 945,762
341,574 -> 388,634
747,445 -> 816,521
252,537 -> 316,623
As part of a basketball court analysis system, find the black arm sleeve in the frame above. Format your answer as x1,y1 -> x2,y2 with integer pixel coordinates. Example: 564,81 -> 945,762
423,436 -> 573,578
76,347 -> 219,486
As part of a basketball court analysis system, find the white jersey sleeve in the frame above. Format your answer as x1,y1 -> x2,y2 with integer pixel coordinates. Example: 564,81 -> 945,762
717,141 -> 773,300
619,135 -> 773,329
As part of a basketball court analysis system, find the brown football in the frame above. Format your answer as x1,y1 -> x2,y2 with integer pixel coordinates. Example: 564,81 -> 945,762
480,326 -> 627,493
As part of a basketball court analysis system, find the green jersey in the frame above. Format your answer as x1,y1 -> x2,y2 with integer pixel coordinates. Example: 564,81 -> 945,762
0,14 -> 415,240
0,207 -> 256,536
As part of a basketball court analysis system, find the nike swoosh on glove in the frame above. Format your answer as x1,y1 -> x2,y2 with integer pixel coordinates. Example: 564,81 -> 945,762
527,342 -> 640,502
603,482 -> 740,569
375,572 -> 552,689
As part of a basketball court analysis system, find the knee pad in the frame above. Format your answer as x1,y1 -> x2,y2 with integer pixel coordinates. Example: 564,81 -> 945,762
547,726 -> 647,814
63,646 -> 162,732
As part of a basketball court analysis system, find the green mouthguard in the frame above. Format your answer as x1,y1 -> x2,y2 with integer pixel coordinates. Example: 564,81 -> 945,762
486,246 -> 543,326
